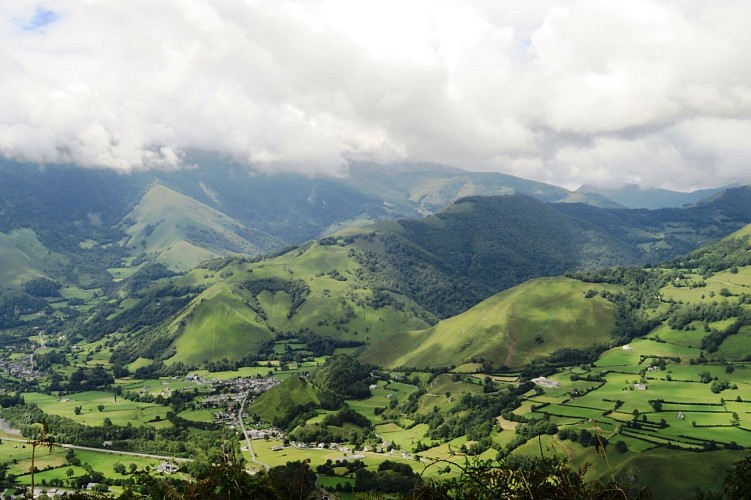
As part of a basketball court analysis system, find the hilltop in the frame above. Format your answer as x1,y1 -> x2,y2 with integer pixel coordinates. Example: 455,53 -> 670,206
360,277 -> 618,370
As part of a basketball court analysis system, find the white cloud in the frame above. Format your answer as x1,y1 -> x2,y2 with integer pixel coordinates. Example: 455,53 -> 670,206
1,0 -> 751,189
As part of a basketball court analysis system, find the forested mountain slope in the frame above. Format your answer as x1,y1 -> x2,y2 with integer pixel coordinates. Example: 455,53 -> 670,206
349,189 -> 751,317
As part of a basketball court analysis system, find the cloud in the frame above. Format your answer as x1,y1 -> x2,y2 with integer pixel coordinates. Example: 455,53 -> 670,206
1,1 -> 751,189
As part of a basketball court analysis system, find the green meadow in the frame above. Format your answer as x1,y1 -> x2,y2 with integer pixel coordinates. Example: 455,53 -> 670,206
22,392 -> 169,428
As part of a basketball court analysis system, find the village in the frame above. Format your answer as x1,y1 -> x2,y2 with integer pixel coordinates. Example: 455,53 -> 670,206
182,374 -> 281,425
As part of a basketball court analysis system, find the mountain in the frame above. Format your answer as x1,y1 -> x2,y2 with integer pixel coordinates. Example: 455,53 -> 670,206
344,161 -> 621,214
577,182 -> 726,209
56,187 -> 751,370
0,155 -> 617,253
359,277 -> 618,369
346,188 -> 751,318
119,183 -> 284,271
0,156 -> 630,329
101,241 -> 434,369
0,228 -> 64,287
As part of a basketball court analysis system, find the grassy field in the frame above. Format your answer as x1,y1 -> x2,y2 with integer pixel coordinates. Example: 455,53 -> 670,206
1,441 -> 159,487
250,438 -> 423,472
22,391 -> 170,428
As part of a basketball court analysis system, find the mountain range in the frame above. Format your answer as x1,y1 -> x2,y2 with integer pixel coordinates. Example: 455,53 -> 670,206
3,157 -> 751,497
2,154 -> 750,369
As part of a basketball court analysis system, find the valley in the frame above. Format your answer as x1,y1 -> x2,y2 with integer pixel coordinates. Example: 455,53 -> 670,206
1,162 -> 751,497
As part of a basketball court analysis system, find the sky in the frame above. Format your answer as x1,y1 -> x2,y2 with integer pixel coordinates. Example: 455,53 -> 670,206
2,1 -> 751,191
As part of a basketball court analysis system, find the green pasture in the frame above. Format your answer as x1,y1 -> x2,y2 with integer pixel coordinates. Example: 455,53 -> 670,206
117,378 -> 204,395
251,439 -> 423,472
346,395 -> 391,421
452,363 -> 482,373
107,266 -> 141,280
533,404 -> 607,420
318,475 -> 355,489
593,348 -> 642,368
647,324 -> 707,348
427,374 -> 482,396
375,423 -> 430,450
6,445 -> 69,479
22,392 -> 170,428
630,338 -> 702,358
5,444 -> 158,486
717,326 -> 751,359
248,377 -> 319,424
178,408 -> 217,423
607,448 -> 747,498
189,366 -> 276,380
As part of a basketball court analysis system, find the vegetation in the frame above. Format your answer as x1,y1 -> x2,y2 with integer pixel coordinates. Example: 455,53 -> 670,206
5,163 -> 751,496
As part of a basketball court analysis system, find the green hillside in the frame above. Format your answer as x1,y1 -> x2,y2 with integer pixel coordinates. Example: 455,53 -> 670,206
121,183 -> 284,271
248,376 -> 320,426
360,277 -> 618,369
0,228 -> 63,287
346,190 -> 751,318
99,241 -> 433,368
167,283 -> 275,365
71,190 -> 751,369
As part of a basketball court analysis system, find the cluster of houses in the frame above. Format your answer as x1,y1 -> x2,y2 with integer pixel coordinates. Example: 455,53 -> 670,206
182,375 -> 281,425
0,354 -> 43,379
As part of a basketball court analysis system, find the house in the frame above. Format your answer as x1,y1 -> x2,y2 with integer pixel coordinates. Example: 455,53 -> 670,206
623,345 -> 633,351
677,411 -> 685,420
634,383 -> 647,390
155,462 -> 179,474
340,453 -> 366,462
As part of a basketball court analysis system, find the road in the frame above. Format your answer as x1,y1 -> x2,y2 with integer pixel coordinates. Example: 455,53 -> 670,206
1,436 -> 192,463
238,393 -> 269,471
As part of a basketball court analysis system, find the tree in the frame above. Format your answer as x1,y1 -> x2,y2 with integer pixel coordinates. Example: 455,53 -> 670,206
65,468 -> 74,479
73,406 -> 82,416
97,405 -> 105,412
725,455 -> 751,499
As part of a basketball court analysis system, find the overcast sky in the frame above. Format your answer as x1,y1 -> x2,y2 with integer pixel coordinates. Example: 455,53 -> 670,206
2,1 -> 751,190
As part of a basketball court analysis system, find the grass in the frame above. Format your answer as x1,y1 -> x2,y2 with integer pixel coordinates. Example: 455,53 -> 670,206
22,391 -> 170,428
248,376 -> 319,424
361,277 -> 618,369
374,423 -> 430,451
717,326 -> 751,360
607,448 -> 746,498
168,284 -> 275,365
121,184 -> 260,271
2,442 -> 157,486
250,439 -> 422,472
